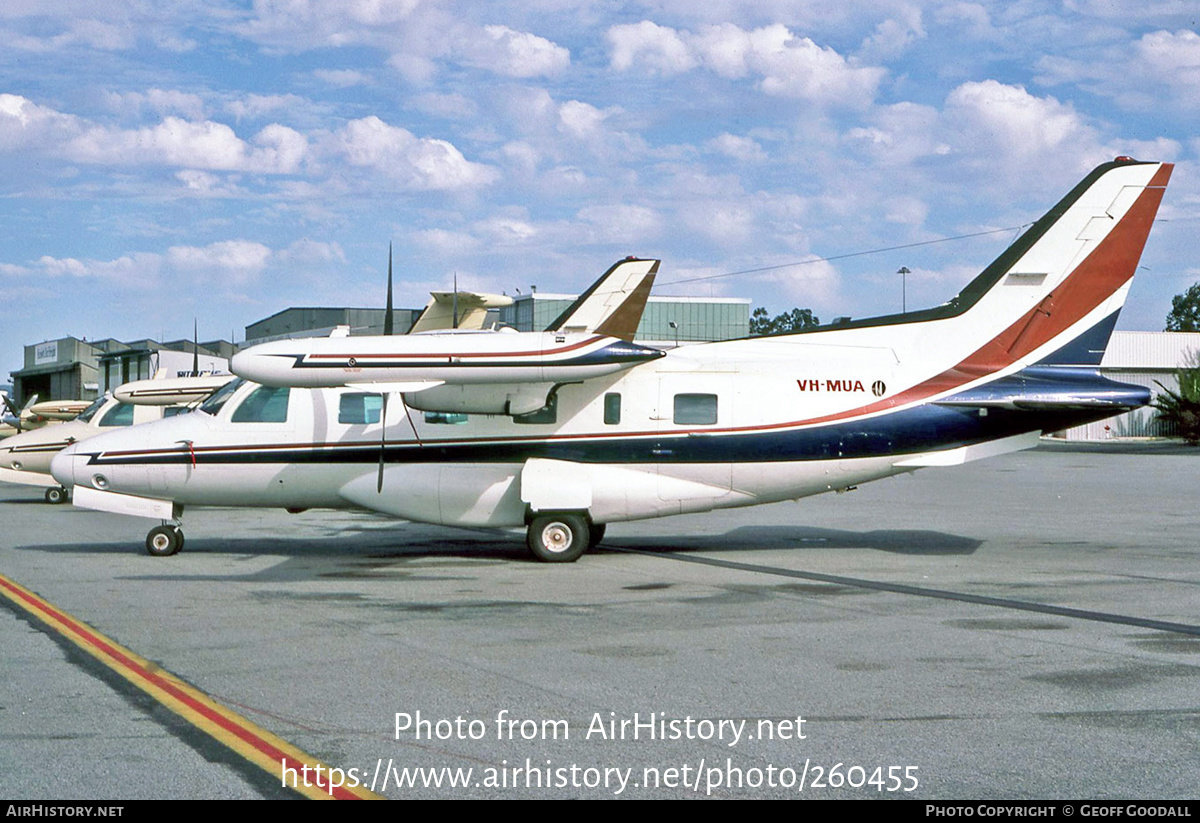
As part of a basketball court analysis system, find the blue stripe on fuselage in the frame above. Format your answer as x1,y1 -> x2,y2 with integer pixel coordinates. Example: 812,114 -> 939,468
83,398 -> 1110,470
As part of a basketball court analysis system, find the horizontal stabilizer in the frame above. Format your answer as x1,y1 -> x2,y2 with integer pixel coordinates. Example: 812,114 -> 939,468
936,367 -> 1151,412
114,374 -> 235,406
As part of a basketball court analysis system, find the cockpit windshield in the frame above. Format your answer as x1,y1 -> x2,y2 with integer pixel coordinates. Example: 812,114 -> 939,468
198,376 -> 245,417
75,396 -> 109,423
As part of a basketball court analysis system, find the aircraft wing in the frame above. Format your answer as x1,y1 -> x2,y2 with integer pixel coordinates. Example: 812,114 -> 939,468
231,257 -> 666,415
25,400 -> 92,421
113,374 -> 236,406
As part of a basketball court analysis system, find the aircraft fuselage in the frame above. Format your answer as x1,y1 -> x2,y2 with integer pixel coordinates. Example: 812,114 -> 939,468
48,159 -> 1172,560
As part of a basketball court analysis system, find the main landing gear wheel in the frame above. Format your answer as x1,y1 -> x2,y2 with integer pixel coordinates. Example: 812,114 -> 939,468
44,487 -> 68,505
526,513 -> 590,563
146,524 -> 184,557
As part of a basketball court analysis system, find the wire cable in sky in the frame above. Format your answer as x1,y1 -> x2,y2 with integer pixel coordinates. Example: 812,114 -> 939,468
659,223 -> 1032,287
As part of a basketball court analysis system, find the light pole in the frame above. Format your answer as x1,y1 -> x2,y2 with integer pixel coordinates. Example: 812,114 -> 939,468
897,267 -> 910,313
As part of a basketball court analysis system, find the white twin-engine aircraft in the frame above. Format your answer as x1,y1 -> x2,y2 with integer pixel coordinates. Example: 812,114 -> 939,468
52,159 -> 1172,562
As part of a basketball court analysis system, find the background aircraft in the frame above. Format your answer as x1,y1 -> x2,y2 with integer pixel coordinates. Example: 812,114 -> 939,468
0,375 -> 234,503
0,393 -> 81,438
408,289 -> 513,333
52,159 -> 1171,561
232,257 -> 662,416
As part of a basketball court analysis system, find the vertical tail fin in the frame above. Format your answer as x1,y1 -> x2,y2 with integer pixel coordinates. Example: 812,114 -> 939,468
547,257 -> 659,341
955,158 -> 1172,373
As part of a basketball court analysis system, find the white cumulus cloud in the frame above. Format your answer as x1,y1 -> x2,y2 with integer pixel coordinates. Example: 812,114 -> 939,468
944,80 -> 1093,164
707,133 -> 767,162
608,21 -> 697,74
333,116 -> 498,190
468,25 -> 570,78
607,22 -> 884,109
576,204 -> 663,242
558,100 -> 614,139
66,117 -> 308,174
0,94 -> 81,150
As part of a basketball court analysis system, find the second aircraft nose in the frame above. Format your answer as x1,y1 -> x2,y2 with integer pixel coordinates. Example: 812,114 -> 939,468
50,442 -> 83,489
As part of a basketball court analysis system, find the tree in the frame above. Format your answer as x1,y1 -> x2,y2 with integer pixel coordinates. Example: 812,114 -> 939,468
1152,349 -> 1200,444
750,307 -> 820,336
1165,283 -> 1200,332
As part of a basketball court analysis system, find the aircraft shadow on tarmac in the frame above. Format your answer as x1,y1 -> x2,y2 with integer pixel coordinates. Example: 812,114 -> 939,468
17,522 -> 981,570
600,525 -> 981,557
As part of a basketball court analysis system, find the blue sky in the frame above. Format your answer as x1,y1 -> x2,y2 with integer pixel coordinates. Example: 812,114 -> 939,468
2,1 -> 1198,381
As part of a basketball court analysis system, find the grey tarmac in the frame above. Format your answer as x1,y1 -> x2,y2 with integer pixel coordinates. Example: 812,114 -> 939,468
1,441 -> 1197,799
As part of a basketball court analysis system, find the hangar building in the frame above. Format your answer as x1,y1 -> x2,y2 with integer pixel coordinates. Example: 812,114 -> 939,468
1060,331 -> 1200,440
497,292 -> 750,343
9,337 -> 232,405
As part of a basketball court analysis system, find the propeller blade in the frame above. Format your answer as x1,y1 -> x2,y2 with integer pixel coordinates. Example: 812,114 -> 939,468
377,392 -> 389,493
384,243 -> 395,336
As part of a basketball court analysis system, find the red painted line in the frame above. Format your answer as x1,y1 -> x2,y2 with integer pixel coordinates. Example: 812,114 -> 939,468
0,575 -> 365,800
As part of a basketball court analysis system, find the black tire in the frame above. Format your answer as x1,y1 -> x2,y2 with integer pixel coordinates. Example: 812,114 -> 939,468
587,522 -> 607,550
146,525 -> 184,557
526,513 -> 589,563
44,487 -> 68,505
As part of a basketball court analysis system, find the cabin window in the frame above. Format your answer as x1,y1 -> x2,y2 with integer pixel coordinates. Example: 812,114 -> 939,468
604,393 -> 621,425
163,406 -> 191,418
424,412 -> 469,424
673,393 -> 718,425
513,393 -> 557,425
98,403 -> 135,427
339,393 -> 382,425
231,385 -> 291,423
199,377 -> 244,416
76,397 -> 108,423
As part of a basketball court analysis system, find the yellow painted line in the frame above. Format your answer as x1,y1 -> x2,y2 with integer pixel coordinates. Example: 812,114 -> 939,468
0,572 -> 382,800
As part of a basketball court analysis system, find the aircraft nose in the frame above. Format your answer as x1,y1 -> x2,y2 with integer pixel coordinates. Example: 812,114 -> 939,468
50,442 -> 83,488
